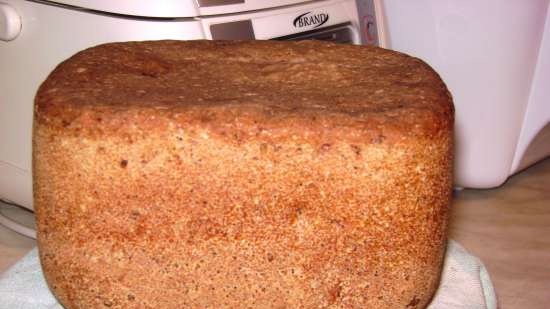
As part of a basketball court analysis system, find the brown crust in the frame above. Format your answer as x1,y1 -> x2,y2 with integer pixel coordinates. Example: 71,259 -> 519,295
35,40 -> 453,144
33,40 -> 453,309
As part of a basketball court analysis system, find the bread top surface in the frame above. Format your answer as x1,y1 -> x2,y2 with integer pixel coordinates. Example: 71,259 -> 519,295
35,40 -> 453,143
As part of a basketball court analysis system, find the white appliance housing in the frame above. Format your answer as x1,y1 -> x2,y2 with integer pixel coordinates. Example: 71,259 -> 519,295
0,0 -> 367,211
372,0 -> 550,188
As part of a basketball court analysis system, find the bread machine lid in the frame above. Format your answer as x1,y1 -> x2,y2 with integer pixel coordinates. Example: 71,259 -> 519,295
43,0 -> 317,18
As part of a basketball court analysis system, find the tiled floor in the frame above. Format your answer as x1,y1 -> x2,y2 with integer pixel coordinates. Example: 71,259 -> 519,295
1,158 -> 549,308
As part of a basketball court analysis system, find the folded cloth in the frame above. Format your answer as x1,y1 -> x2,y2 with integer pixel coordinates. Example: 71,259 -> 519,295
431,240 -> 497,309
0,240 -> 496,309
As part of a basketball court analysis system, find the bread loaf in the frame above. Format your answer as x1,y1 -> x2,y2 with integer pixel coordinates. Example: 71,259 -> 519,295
33,40 -> 454,309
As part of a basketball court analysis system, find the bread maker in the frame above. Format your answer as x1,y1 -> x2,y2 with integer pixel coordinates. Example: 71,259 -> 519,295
372,0 -> 550,188
0,0 -> 370,220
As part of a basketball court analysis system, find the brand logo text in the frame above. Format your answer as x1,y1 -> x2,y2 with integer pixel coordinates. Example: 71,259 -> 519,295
293,12 -> 329,29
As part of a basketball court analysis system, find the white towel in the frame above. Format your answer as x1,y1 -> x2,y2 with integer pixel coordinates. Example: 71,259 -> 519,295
0,240 -> 496,309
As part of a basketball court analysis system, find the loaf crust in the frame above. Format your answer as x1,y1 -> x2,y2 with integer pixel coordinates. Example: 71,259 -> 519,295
33,40 -> 454,309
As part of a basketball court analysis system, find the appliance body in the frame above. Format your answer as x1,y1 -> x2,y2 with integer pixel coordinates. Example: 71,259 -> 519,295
372,0 -> 550,188
0,0 -> 368,211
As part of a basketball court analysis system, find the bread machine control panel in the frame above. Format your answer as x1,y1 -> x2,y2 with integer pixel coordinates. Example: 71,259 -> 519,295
203,0 -> 372,45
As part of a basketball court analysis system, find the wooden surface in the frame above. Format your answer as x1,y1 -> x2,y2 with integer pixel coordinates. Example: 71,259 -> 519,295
1,158 -> 549,308
449,158 -> 550,309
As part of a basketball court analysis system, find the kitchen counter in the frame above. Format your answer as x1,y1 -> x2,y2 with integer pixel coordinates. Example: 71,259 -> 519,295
1,158 -> 549,309
449,158 -> 550,309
